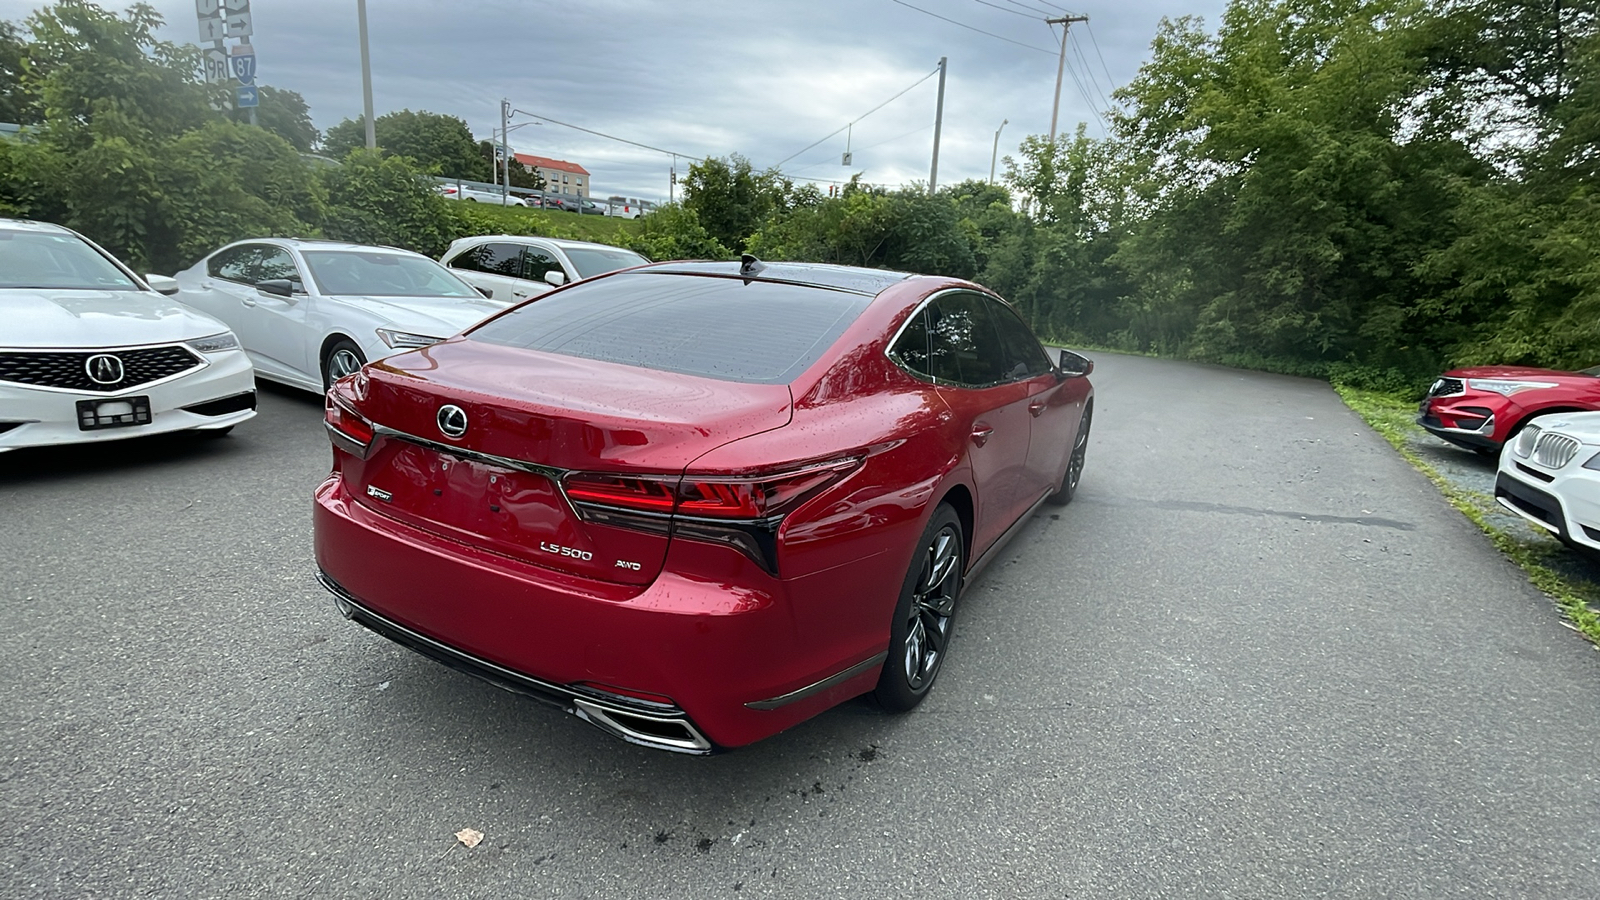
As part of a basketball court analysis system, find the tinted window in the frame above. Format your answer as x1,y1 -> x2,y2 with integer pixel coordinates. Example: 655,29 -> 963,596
210,245 -> 299,287
470,272 -> 872,384
889,308 -> 931,378
989,298 -> 1055,379
523,249 -> 561,282
448,242 -> 523,278
926,292 -> 1007,386
0,229 -> 140,291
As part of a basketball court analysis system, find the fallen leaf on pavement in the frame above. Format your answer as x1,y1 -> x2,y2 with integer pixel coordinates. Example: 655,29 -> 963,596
455,828 -> 484,849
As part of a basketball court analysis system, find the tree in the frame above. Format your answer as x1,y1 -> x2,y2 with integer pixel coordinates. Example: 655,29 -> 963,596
0,21 -> 34,124
232,85 -> 318,153
323,109 -> 488,181
476,140 -> 544,189
682,154 -> 791,251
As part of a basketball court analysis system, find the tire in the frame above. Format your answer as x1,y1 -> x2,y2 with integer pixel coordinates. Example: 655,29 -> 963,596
322,338 -> 366,392
874,503 -> 965,712
1046,402 -> 1093,506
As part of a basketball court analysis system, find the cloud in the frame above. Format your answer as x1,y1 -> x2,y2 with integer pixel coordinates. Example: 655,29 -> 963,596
0,0 -> 1226,198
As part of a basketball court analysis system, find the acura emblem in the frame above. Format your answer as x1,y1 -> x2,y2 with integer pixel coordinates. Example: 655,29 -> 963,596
437,404 -> 468,439
85,354 -> 125,385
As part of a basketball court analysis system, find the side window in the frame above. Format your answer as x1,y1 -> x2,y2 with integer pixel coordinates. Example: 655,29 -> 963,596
448,242 -> 523,278
987,297 -> 1055,380
926,292 -> 1007,386
523,249 -> 561,282
210,245 -> 299,287
889,308 -> 931,378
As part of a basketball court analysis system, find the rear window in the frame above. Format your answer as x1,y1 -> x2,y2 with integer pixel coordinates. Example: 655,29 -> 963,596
468,272 -> 873,384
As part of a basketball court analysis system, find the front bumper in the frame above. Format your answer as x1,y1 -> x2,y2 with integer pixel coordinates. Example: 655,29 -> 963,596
1494,454 -> 1600,552
1417,392 -> 1504,450
0,349 -> 256,452
312,475 -> 886,751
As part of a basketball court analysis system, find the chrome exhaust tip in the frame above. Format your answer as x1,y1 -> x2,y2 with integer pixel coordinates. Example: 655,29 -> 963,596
571,698 -> 713,755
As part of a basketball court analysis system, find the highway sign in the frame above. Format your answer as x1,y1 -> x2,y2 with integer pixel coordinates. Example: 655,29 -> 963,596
230,44 -> 256,84
224,10 -> 253,38
195,0 -> 220,15
222,0 -> 251,9
197,14 -> 226,42
203,48 -> 230,84
237,85 -> 259,108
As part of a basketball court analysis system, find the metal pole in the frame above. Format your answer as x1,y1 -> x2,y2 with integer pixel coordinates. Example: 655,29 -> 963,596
1047,16 -> 1088,144
929,56 -> 947,193
989,118 -> 1008,184
500,99 -> 510,206
357,0 -> 376,150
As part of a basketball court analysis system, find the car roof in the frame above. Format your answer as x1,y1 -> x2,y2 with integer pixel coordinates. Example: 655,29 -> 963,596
637,261 -> 917,296
451,234 -> 635,252
0,218 -> 75,236
229,237 -> 419,255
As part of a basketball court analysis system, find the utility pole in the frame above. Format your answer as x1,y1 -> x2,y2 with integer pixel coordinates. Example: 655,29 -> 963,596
1047,14 -> 1088,143
500,99 -> 511,206
929,56 -> 947,193
989,118 -> 1008,184
357,0 -> 376,150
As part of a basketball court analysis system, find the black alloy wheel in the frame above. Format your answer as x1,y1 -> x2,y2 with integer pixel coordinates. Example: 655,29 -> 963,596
1047,401 -> 1092,506
322,338 -> 366,392
875,504 -> 965,711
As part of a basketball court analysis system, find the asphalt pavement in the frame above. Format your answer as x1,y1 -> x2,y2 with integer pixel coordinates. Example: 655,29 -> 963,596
3,354 -> 1598,898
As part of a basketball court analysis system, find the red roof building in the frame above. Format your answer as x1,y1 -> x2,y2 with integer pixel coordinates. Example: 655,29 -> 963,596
513,153 -> 591,197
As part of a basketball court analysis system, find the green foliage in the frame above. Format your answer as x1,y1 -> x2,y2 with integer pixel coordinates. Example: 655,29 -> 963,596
624,204 -> 730,261
0,20 -> 34,124
475,141 -> 545,189
233,85 -> 318,152
324,109 -> 488,181
318,150 -> 455,257
682,154 -> 790,251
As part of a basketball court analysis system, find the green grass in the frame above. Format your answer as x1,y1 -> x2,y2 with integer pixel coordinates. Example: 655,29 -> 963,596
1337,386 -> 1600,646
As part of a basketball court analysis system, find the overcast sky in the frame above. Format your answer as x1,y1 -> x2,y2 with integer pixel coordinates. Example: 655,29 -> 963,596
1,0 -> 1226,201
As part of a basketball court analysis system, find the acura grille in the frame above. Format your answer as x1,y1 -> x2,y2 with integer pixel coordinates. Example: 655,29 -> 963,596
1429,377 -> 1465,398
1532,432 -> 1582,469
0,346 -> 204,393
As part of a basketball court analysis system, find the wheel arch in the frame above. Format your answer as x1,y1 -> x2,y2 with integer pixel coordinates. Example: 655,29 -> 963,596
933,481 -> 975,566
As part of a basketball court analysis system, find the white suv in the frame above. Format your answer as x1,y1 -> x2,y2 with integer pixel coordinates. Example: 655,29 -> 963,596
440,236 -> 649,304
1495,411 -> 1600,557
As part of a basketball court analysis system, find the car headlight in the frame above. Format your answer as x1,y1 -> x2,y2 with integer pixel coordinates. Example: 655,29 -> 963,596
1582,452 -> 1600,471
1467,378 -> 1559,396
186,332 -> 240,354
376,328 -> 445,349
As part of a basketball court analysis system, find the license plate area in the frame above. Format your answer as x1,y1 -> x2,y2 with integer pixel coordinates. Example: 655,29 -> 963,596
76,396 -> 152,431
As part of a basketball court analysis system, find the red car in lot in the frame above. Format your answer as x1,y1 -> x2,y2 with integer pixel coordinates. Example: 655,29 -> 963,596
314,258 -> 1094,753
1418,365 -> 1600,454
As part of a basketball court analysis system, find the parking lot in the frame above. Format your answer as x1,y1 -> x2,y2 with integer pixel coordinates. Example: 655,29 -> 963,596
5,352 -> 1599,898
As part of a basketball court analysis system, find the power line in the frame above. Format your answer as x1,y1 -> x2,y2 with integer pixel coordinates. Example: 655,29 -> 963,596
1071,30 -> 1112,112
786,123 -> 934,172
775,65 -> 941,167
969,0 -> 1039,20
1083,21 -> 1118,93
1049,22 -> 1108,136
1001,0 -> 1061,15
888,0 -> 1055,54
507,108 -> 702,160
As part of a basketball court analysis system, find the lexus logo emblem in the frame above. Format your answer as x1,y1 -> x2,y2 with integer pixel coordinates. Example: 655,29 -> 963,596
85,354 -> 125,385
437,404 -> 468,439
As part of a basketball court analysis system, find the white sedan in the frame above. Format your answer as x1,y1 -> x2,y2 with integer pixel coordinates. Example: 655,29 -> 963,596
1495,412 -> 1600,558
174,239 -> 512,393
436,184 -> 527,206
0,219 -> 256,452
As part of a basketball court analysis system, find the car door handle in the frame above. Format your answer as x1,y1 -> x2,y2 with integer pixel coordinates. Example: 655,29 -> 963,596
971,424 -> 995,447
241,297 -> 257,307
1029,401 -> 1047,417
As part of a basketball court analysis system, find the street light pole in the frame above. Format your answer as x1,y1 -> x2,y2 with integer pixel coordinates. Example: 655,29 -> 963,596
1047,15 -> 1088,144
929,56 -> 947,193
357,0 -> 375,150
500,99 -> 511,206
989,118 -> 1008,184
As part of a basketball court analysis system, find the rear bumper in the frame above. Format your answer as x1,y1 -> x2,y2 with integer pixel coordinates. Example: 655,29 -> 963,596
0,350 -> 256,452
312,475 -> 884,750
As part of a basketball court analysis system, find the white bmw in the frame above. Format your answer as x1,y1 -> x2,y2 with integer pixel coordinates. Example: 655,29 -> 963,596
1495,411 -> 1600,557
0,219 -> 256,453
175,238 -> 511,393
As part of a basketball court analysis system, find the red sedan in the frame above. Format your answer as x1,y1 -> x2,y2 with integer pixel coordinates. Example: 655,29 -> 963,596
1418,365 -> 1600,454
314,258 -> 1094,753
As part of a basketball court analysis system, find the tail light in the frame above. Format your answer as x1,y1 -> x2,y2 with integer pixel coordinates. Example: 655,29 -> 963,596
562,457 -> 863,574
324,394 -> 374,458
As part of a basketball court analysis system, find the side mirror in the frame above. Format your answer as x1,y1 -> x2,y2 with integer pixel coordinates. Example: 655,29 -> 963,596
475,285 -> 494,299
144,274 -> 181,296
1056,349 -> 1094,379
544,270 -> 567,287
257,279 -> 296,298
